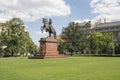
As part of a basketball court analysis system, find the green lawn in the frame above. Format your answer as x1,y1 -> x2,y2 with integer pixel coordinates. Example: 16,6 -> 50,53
0,57 -> 120,80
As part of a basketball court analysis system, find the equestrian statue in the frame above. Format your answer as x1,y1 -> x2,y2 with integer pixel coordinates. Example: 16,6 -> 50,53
41,18 -> 56,39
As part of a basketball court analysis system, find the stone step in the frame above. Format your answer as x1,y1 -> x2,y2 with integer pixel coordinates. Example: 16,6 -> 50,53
28,54 -> 66,59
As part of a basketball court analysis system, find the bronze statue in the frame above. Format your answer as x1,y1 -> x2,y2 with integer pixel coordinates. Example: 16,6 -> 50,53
41,18 -> 56,39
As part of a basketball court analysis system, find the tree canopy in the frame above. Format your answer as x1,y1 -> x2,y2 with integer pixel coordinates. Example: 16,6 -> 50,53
86,32 -> 114,55
0,18 -> 37,57
59,22 -> 115,56
59,22 -> 86,55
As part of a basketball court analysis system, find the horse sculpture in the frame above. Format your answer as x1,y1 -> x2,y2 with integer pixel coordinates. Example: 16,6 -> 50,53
41,18 -> 56,39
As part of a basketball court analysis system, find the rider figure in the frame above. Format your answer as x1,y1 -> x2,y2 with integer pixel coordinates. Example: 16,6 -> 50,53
41,18 -> 56,39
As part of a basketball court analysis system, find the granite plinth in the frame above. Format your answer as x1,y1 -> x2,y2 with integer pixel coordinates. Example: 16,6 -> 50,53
29,38 -> 65,59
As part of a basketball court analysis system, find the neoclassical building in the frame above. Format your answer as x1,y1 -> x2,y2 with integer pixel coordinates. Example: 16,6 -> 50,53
77,21 -> 120,44
94,21 -> 120,44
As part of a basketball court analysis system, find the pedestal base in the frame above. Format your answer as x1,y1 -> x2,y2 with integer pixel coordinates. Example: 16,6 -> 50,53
29,54 -> 65,59
29,38 -> 66,59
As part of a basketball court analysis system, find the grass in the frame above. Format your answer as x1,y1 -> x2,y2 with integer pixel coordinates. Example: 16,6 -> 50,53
0,57 -> 120,80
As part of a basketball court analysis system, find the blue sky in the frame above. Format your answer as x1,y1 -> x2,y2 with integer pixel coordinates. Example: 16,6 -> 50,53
25,0 -> 92,45
0,0 -> 120,46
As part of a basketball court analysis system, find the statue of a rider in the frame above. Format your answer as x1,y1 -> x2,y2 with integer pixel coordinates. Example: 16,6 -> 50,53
41,18 -> 56,39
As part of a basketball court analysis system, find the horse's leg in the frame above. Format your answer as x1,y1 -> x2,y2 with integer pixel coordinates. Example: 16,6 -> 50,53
49,32 -> 51,37
54,31 -> 56,39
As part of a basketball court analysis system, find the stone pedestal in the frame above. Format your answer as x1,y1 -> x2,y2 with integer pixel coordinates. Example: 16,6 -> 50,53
29,38 -> 65,59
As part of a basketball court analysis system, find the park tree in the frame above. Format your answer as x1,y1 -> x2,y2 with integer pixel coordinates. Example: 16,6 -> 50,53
87,32 -> 114,55
60,22 -> 86,55
86,32 -> 103,54
101,32 -> 114,55
0,18 -> 37,57
57,35 -> 66,54
115,43 -> 120,54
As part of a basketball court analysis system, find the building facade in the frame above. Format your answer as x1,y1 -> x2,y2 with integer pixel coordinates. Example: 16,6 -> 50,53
78,21 -> 120,44
94,21 -> 120,44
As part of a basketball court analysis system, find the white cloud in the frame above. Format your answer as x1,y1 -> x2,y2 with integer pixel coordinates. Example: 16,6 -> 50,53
90,0 -> 120,22
74,19 -> 91,23
74,20 -> 81,23
25,25 -> 29,29
36,31 -> 47,35
0,0 -> 70,22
